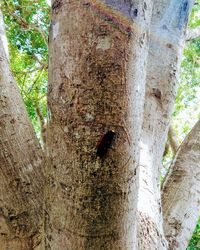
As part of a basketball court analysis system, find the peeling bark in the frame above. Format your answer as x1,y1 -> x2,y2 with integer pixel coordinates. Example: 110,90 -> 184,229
162,120 -> 200,250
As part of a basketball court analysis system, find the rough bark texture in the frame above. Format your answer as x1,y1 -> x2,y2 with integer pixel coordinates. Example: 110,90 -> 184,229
162,120 -> 200,250
46,0 -> 152,249
0,1 -> 198,250
137,0 -> 195,249
0,10 -> 44,250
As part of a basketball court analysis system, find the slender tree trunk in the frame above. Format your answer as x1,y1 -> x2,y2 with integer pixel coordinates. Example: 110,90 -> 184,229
46,1 -> 153,249
0,10 -> 44,250
162,120 -> 200,250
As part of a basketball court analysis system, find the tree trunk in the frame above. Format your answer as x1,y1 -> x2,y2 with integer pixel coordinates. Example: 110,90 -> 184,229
0,10 -> 44,250
162,120 -> 200,250
137,0 -> 195,249
46,1 -> 153,249
0,0 -> 198,249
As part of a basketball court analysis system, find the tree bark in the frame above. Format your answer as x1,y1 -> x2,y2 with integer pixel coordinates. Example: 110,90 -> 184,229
0,9 -> 44,250
162,120 -> 200,250
137,0 -> 195,249
46,0 -> 153,249
36,105 -> 46,146
0,1 -> 198,249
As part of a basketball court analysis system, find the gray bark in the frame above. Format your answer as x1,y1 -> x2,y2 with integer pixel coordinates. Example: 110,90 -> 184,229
137,0 -> 195,249
162,120 -> 200,250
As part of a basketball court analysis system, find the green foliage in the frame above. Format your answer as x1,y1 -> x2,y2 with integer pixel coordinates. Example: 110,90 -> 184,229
173,2 -> 200,249
1,0 -> 200,248
173,38 -> 200,141
189,0 -> 200,28
187,218 -> 200,250
172,0 -> 200,141
1,0 -> 50,139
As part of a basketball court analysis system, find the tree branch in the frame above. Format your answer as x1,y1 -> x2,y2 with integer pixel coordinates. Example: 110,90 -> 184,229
163,140 -> 170,157
3,1 -> 48,47
186,26 -> 200,41
0,9 -> 45,249
168,125 -> 179,155
35,105 -> 46,146
0,8 -> 9,60
162,120 -> 200,250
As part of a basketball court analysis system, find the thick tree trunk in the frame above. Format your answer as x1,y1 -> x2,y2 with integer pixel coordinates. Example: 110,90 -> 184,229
0,10 -> 44,250
162,120 -> 200,250
0,1 -> 198,250
46,0 -> 152,249
137,0 -> 194,249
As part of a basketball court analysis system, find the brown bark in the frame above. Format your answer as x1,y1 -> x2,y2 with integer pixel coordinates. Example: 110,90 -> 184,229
0,20 -> 45,250
0,1 -> 198,249
46,0 -> 153,249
